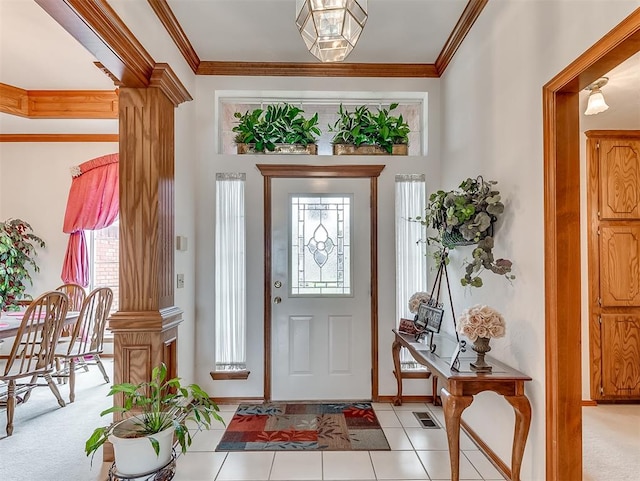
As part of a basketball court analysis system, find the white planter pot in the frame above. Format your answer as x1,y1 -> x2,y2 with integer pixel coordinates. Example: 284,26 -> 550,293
109,416 -> 174,476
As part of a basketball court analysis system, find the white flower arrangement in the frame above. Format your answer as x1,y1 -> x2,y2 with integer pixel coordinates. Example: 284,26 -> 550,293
408,291 -> 431,314
457,304 -> 506,341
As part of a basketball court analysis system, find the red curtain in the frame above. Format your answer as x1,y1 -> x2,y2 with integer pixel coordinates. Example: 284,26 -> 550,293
61,153 -> 119,286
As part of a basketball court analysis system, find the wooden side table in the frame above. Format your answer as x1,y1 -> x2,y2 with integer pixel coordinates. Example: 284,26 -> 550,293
392,329 -> 532,481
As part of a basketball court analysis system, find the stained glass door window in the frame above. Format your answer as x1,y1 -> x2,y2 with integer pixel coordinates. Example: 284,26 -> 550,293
290,195 -> 352,296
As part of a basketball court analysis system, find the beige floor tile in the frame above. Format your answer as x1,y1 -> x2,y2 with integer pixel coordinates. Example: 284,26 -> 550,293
404,428 -> 450,450
189,427 -> 225,452
173,452 -> 227,481
462,451 -> 504,479
382,427 -> 414,450
395,410 -> 423,428
371,402 -> 395,411
269,452 -> 322,480
392,402 -> 429,411
375,410 -> 402,428
417,450 -> 481,479
369,451 -> 428,480
323,451 -> 375,480
218,403 -> 240,412
216,451 -> 275,480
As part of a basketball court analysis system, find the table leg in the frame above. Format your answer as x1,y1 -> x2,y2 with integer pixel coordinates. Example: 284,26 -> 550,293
392,338 -> 403,406
441,388 -> 473,481
505,394 -> 532,481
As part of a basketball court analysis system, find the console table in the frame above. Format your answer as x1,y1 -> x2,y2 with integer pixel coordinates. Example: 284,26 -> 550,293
392,329 -> 532,481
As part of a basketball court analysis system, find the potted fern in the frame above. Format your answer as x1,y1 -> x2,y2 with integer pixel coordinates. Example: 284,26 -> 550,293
85,363 -> 224,476
413,177 -> 515,287
0,218 -> 45,311
233,103 -> 321,154
329,103 -> 410,155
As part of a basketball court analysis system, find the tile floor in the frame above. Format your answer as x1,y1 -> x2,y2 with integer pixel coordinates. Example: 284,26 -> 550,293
172,402 -> 506,481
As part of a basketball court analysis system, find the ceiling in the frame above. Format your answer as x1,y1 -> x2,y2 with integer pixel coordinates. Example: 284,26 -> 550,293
0,0 -> 470,90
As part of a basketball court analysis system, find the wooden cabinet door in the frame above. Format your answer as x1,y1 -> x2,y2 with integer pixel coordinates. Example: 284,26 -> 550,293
601,314 -> 640,398
587,131 -> 640,401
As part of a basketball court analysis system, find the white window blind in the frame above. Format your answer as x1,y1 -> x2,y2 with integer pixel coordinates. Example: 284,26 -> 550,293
395,174 -> 428,368
214,173 -> 247,371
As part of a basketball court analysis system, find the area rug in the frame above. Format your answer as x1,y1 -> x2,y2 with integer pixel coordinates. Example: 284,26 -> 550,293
215,402 -> 390,451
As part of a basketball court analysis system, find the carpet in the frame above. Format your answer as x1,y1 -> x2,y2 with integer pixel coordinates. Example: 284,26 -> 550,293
216,402 -> 391,451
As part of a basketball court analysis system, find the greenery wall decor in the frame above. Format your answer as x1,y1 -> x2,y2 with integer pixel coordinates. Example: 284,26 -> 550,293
232,103 -> 321,153
0,218 -> 45,311
413,177 -> 514,288
328,103 -> 410,154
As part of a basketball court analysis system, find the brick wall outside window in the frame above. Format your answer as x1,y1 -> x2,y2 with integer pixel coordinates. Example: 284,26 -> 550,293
93,224 -> 119,313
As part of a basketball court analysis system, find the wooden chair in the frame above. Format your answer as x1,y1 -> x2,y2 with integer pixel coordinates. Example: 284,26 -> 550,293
0,291 -> 69,436
53,287 -> 113,402
55,283 -> 86,337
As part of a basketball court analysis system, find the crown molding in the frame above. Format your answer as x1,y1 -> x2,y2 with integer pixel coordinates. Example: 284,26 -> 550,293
0,134 -> 118,142
0,83 -> 118,119
147,0 -> 200,73
36,0 -> 154,88
150,64 -> 193,105
197,61 -> 439,78
435,0 -> 488,76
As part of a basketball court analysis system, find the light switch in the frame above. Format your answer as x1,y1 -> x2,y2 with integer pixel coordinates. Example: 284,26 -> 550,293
176,235 -> 188,251
177,273 -> 185,288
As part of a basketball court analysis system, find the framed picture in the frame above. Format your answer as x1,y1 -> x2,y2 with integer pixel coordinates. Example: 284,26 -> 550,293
415,302 -> 443,333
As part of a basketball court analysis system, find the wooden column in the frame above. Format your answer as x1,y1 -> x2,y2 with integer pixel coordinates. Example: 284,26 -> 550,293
109,63 -> 192,391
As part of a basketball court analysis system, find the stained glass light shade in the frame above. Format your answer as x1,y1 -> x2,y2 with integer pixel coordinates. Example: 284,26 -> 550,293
296,0 -> 368,63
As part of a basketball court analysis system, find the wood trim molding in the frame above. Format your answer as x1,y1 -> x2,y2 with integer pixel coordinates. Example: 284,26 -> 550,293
197,61 -> 439,78
210,370 -> 251,381
0,134 -> 118,142
543,8 -> 640,480
210,397 -> 264,404
257,164 -> 385,401
435,0 -> 488,75
585,130 -> 640,138
460,420 -> 510,480
582,400 -> 598,407
147,0 -> 200,73
1,83 -> 118,119
149,64 -> 193,106
377,395 -> 431,404
36,0 -> 154,88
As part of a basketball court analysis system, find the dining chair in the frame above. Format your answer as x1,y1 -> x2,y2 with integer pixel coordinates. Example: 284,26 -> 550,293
0,291 -> 69,436
55,283 -> 86,337
53,287 -> 113,402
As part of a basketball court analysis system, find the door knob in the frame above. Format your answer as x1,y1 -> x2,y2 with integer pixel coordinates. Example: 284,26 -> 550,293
273,296 -> 282,304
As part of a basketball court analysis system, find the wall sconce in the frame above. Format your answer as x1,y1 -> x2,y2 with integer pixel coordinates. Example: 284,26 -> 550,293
584,77 -> 609,115
296,0 -> 368,63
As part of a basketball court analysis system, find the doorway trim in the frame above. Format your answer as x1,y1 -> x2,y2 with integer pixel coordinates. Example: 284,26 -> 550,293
258,164 -> 385,401
543,8 -> 640,480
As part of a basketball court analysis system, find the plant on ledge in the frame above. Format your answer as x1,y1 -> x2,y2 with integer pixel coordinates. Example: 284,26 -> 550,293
0,218 -> 45,311
329,103 -> 410,154
413,176 -> 514,288
232,103 -> 321,153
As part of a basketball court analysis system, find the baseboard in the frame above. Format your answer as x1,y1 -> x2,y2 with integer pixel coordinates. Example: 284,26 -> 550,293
460,420 -> 511,480
377,395 -> 432,404
582,400 -> 598,406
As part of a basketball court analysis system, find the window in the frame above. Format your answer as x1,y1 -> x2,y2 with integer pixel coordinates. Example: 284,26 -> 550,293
89,220 -> 119,314
290,194 -> 352,297
395,174 -> 428,368
214,173 -> 247,372
218,95 -> 425,155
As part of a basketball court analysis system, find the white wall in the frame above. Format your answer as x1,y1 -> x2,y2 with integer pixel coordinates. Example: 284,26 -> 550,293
192,75 -> 442,397
0,141 -> 118,295
440,1 -> 640,479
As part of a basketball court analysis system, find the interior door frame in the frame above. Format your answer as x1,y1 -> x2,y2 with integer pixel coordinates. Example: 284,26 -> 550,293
543,9 -> 640,479
258,164 -> 385,401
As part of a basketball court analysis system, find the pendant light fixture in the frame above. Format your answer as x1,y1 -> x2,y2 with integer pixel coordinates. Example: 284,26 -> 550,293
584,77 -> 610,115
296,0 -> 368,63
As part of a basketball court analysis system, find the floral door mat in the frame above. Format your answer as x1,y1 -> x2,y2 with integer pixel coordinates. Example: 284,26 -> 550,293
215,402 -> 390,451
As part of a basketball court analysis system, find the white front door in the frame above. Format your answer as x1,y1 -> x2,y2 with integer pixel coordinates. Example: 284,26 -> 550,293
271,177 -> 371,400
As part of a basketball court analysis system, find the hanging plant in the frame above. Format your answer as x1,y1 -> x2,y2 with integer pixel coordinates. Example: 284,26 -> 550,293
0,218 -> 46,311
413,177 -> 514,288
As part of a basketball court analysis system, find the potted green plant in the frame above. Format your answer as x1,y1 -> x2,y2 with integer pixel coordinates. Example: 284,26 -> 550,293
85,363 -> 224,476
413,177 -> 515,288
0,218 -> 45,311
329,103 -> 410,155
233,103 -> 321,154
